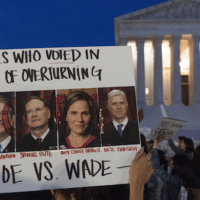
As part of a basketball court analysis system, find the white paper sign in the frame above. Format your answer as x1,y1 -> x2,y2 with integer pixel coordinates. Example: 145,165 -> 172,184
0,46 -> 140,193
0,146 -> 140,193
147,117 -> 187,140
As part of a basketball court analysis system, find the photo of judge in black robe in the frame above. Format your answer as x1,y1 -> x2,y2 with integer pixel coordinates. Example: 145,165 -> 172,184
101,88 -> 140,146
16,91 -> 57,152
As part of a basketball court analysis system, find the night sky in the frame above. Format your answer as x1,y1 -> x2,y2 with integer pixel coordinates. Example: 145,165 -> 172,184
1,0 -> 166,49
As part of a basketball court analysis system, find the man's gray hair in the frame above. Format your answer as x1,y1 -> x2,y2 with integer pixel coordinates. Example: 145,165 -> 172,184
107,89 -> 127,104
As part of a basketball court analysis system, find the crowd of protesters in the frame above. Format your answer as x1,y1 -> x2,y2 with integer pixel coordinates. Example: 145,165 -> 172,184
141,133 -> 200,200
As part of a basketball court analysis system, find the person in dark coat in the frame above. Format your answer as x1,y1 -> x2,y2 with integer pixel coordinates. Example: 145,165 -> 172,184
151,134 -> 198,200
17,96 -> 57,152
168,136 -> 194,161
102,89 -> 140,146
193,145 -> 200,188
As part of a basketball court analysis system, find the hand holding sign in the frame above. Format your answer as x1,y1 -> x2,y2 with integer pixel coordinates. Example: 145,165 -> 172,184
153,133 -> 166,148
129,148 -> 153,200
156,132 -> 166,143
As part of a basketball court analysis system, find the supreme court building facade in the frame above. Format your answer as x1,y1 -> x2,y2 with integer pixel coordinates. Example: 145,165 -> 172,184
115,0 -> 200,139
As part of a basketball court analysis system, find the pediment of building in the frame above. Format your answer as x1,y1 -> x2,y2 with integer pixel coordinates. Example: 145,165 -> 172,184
116,0 -> 200,21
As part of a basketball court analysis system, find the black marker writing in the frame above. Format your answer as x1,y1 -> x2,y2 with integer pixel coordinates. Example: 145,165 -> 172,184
2,164 -> 22,184
13,50 -> 41,63
5,70 -> 18,83
33,161 -> 53,181
46,49 -> 81,62
21,66 -> 102,83
85,49 -> 99,59
2,52 -> 9,64
65,159 -> 111,180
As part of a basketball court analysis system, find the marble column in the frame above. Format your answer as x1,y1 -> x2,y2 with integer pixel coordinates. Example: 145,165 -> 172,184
172,35 -> 182,104
193,35 -> 200,104
137,37 -> 145,108
154,36 -> 163,105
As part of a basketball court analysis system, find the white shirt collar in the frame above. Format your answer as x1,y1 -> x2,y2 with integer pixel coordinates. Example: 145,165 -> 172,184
31,128 -> 50,142
0,135 -> 11,152
113,116 -> 128,131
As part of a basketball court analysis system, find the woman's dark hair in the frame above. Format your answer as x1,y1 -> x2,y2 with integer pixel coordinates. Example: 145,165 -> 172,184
146,140 -> 154,153
52,188 -> 85,200
52,187 -> 112,200
158,150 -> 168,171
171,155 -> 197,189
61,91 -> 97,137
182,137 -> 194,152
178,136 -> 186,142
193,145 -> 200,177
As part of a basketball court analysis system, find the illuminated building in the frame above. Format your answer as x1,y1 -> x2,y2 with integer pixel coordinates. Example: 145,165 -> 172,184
115,0 -> 200,140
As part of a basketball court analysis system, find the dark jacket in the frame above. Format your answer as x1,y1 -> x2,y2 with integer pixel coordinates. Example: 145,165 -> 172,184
144,172 -> 163,200
151,149 -> 182,200
17,130 -> 57,152
102,118 -> 140,146
168,139 -> 193,161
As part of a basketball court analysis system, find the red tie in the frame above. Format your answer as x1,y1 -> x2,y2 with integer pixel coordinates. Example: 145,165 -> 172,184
36,138 -> 42,145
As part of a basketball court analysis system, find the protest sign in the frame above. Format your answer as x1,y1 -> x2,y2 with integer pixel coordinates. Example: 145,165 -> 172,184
147,117 -> 187,140
0,47 -> 140,193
